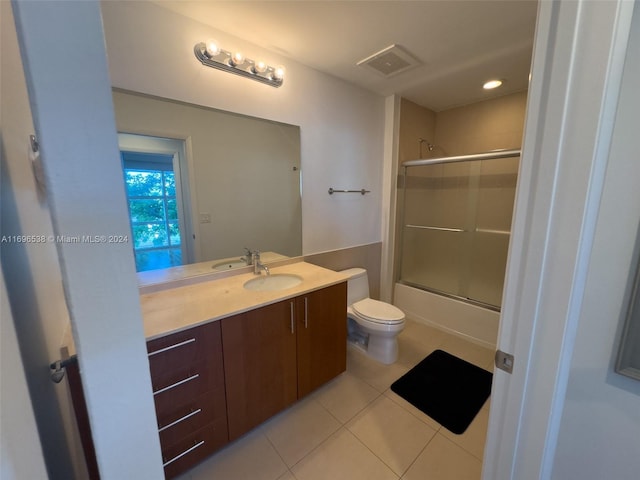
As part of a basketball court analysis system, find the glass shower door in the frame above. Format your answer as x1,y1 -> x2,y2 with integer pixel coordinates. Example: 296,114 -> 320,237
399,154 -> 519,310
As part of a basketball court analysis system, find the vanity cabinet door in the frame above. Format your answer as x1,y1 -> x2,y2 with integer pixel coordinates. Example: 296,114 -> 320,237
221,299 -> 298,440
296,282 -> 348,398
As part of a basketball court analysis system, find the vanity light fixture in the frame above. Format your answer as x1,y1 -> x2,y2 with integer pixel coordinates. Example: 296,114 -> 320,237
194,40 -> 284,87
483,79 -> 503,90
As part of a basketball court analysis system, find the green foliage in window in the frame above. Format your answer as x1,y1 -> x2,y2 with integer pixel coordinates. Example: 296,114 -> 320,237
123,165 -> 182,271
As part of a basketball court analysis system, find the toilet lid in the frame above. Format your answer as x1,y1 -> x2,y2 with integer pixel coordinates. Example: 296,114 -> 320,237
352,298 -> 405,324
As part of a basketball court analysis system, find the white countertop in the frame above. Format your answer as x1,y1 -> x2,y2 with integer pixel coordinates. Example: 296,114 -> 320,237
139,261 -> 347,340
63,261 -> 348,354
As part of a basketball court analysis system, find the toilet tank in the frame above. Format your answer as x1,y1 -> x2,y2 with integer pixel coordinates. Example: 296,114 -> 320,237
340,268 -> 370,306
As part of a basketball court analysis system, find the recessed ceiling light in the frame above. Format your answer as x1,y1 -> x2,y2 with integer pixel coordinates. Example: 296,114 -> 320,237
483,79 -> 503,90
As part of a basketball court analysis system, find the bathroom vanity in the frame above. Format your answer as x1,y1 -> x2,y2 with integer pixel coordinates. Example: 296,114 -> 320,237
65,262 -> 348,479
222,283 -> 346,441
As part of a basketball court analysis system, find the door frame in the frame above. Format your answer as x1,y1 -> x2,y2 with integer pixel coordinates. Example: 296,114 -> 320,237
483,0 -> 635,478
12,0 -> 164,477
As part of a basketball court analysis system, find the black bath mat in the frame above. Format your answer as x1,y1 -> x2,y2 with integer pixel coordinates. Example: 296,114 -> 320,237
390,349 -> 492,434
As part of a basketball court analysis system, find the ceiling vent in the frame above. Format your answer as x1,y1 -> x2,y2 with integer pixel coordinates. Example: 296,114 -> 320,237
357,44 -> 420,77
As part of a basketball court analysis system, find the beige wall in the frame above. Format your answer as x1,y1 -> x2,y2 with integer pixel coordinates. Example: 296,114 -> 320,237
305,242 -> 382,299
434,91 -> 528,155
397,91 -> 526,308
398,91 -> 528,161
398,98 -> 437,164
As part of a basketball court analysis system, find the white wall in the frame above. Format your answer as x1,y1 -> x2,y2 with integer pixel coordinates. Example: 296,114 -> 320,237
100,1 -> 386,255
0,2 -> 86,477
551,5 -> 640,478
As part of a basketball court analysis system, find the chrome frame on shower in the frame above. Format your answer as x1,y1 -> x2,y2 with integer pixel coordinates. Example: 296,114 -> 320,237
396,148 -> 522,311
403,148 -> 521,168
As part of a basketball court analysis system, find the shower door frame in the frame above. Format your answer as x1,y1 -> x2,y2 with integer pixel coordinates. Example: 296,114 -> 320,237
397,149 -> 521,311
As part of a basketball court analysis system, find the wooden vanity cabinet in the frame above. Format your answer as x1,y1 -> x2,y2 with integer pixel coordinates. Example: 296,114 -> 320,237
296,282 -> 348,398
221,299 -> 298,440
67,281 -> 346,478
222,282 -> 347,440
146,321 -> 229,479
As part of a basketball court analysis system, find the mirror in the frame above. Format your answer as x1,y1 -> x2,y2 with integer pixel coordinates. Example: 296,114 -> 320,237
111,90 -> 302,284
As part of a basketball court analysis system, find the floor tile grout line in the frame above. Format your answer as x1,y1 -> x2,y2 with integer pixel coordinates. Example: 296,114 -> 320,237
346,350 -> 394,394
340,425 -> 402,479
314,380 -> 385,427
275,420 -> 344,472
436,431 -> 486,464
439,423 -> 487,462
383,389 -> 444,431
345,370 -> 393,394
260,429 -> 296,478
342,386 -> 440,478
397,428 -> 442,479
279,368 -> 406,473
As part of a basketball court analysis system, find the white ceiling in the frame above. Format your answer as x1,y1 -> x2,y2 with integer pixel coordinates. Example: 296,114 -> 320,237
154,1 -> 538,111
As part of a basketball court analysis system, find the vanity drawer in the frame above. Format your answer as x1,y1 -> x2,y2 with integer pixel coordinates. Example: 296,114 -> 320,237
157,389 -> 228,451
147,321 -> 221,381
162,422 -> 227,479
152,359 -> 219,413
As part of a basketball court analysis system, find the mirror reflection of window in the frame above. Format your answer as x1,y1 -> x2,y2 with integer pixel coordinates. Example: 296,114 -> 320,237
121,151 -> 184,271
118,133 -> 193,272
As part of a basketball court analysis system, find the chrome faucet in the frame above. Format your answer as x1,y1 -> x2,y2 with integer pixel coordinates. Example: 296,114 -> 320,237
243,247 -> 254,266
252,250 -> 270,275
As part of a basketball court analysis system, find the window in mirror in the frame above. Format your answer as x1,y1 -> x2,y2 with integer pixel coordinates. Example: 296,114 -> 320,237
118,133 -> 194,272
121,151 -> 187,271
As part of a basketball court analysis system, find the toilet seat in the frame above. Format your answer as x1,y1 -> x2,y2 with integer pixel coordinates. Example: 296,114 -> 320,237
352,298 -> 405,325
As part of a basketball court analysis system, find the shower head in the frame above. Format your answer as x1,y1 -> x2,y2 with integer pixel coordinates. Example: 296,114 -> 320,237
418,138 -> 440,158
419,138 -> 436,151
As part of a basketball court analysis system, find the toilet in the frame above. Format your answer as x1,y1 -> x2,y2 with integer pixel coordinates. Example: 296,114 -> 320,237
340,268 -> 405,364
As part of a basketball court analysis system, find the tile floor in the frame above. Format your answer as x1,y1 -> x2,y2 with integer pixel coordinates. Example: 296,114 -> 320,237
177,318 -> 495,480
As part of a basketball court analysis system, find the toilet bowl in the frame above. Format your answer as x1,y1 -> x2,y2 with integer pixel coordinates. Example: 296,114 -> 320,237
340,268 -> 405,364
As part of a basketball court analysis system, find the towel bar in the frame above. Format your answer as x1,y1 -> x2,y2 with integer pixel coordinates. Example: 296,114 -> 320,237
328,188 -> 370,195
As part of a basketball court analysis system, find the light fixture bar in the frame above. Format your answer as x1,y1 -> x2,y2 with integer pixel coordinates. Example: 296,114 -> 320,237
193,42 -> 284,88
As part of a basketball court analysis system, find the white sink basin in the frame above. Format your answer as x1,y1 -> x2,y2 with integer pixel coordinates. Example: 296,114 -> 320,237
212,260 -> 247,271
243,274 -> 303,291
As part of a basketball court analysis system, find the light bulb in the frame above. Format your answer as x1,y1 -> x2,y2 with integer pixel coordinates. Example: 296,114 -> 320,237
253,61 -> 268,74
230,52 -> 245,66
272,65 -> 285,81
483,79 -> 503,90
204,39 -> 221,58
